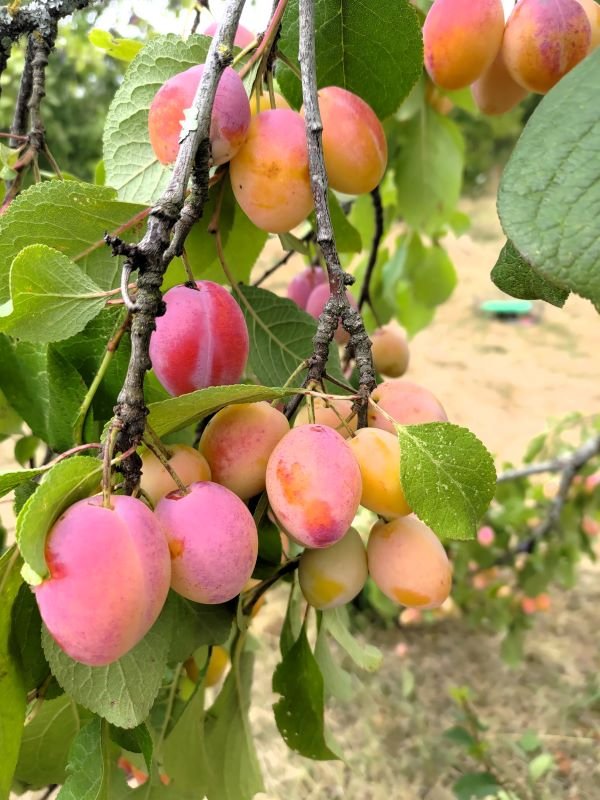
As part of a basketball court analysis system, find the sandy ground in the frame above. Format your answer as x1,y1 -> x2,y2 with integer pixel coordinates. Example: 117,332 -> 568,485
5,192 -> 600,799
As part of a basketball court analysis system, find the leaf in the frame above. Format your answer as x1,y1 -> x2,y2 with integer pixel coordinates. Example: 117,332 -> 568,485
42,602 -> 172,729
491,240 -> 569,308
0,467 -> 47,499
237,285 -> 343,387
147,384 -> 292,439
528,752 -> 554,782
88,29 -> 144,62
166,592 -> 234,664
15,696 -> 83,788
443,725 -> 477,749
162,687 -> 209,796
398,423 -> 497,541
17,456 -> 103,583
109,723 -> 153,772
452,772 -> 501,800
314,621 -> 353,702
498,49 -> 600,308
322,606 -> 383,672
0,245 -> 107,343
277,0 -> 423,118
204,650 -> 264,800
103,35 -> 211,203
0,387 -> 22,437
14,436 -> 41,468
395,107 -> 465,235
0,548 -> 27,800
273,624 -> 339,760
0,181 -> 146,304
11,584 -> 49,692
57,718 -> 111,800
310,193 -> 362,254
518,730 -> 541,753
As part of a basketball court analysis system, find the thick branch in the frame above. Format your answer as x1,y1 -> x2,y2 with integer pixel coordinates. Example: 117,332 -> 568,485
106,0 -> 247,492
298,0 -> 375,425
357,186 -> 383,323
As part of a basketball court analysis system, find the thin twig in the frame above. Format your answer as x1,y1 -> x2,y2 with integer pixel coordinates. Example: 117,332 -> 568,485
357,185 -> 383,325
253,231 -> 314,287
243,557 -> 300,615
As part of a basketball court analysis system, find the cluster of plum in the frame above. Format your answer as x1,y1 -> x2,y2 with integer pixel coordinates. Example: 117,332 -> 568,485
33,369 -> 452,667
148,34 -> 387,234
423,0 -> 600,116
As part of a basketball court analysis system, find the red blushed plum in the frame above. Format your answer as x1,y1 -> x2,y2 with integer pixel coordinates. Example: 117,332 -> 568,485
305,283 -> 358,345
294,397 -> 357,439
199,402 -> 290,500
287,266 -> 326,310
155,481 -> 258,603
141,444 -> 212,506
34,495 -> 171,666
367,516 -> 452,609
502,0 -> 591,94
423,0 -> 505,89
148,65 -> 250,166
229,109 -> 313,233
149,281 -> 249,396
251,91 -> 290,115
368,379 -> 448,433
312,87 -> 387,195
298,527 -> 368,610
265,424 -> 362,549
577,0 -> 600,49
203,21 -> 255,48
471,49 -> 529,115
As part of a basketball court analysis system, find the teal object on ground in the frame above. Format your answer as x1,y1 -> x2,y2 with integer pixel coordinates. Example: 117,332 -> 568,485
480,299 -> 533,315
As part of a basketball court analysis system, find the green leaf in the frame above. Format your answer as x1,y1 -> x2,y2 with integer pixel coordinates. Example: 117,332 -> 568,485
0,387 -> 22,437
0,245 -> 107,343
498,49 -> 600,308
528,752 -> 554,782
0,467 -> 47,499
443,725 -> 477,749
17,456 -> 103,583
147,384 -> 292,439
57,718 -> 111,800
322,606 -> 383,672
395,107 -> 464,234
103,35 -> 211,203
42,602 -> 173,729
237,284 -> 344,387
453,772 -> 501,800
314,620 -> 353,702
204,650 -> 264,800
14,436 -> 41,468
278,0 -> 423,118
398,423 -> 497,541
15,696 -> 83,788
410,240 -> 457,307
273,624 -> 339,760
162,687 -> 209,796
0,548 -> 27,800
518,730 -> 541,753
0,181 -> 146,304
0,337 -> 89,452
310,193 -> 362,254
11,584 -> 48,692
88,29 -> 144,62
109,723 -> 153,771
491,240 -> 569,308
164,182 -> 268,290
166,592 -> 234,664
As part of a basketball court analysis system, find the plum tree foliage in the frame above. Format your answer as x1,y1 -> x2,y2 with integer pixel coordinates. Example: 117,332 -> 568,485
0,0 -> 598,798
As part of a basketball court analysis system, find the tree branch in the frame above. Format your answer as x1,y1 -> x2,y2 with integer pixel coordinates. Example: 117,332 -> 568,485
252,231 -> 314,287
298,0 -> 375,426
357,185 -> 383,325
105,0 -> 247,493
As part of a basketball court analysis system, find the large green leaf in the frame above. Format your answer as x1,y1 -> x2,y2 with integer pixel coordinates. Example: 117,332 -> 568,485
0,181 -> 146,303
57,718 -> 111,800
498,49 -> 600,308
17,456 -> 103,583
0,467 -> 48,499
0,548 -> 27,800
11,584 -> 49,692
147,384 -> 292,439
314,620 -> 353,702
394,107 -> 464,234
15,696 -> 83,788
103,35 -> 211,203
43,602 -> 173,729
0,245 -> 107,343
278,0 -> 423,118
272,624 -> 339,760
204,650 -> 264,800
322,606 -> 382,672
162,687 -> 209,796
0,337 -> 90,452
491,240 -> 569,307
398,422 -> 496,541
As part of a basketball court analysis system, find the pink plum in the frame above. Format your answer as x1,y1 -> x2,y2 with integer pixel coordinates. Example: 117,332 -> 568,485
367,379 -> 448,433
287,266 -> 327,310
305,283 -> 357,344
203,21 -> 255,48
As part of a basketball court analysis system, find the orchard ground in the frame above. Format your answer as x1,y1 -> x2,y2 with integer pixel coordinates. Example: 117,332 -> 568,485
4,189 -> 599,799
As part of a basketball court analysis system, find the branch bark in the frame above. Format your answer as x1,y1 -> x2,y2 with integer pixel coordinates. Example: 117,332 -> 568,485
105,0 -> 247,492
298,0 -> 375,426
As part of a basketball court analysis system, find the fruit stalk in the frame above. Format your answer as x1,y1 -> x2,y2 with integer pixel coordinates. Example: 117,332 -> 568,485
297,0 -> 376,425
104,0 -> 248,492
